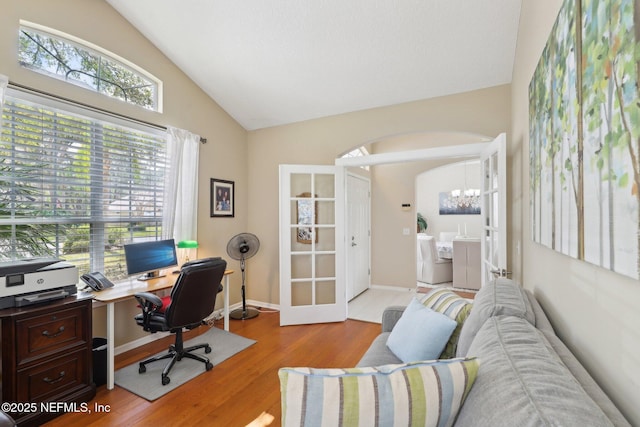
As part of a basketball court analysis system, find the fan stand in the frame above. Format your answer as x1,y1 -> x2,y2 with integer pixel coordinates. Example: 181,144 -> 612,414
229,256 -> 259,320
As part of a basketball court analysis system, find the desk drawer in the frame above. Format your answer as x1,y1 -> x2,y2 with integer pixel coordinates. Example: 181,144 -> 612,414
16,305 -> 88,365
16,347 -> 89,403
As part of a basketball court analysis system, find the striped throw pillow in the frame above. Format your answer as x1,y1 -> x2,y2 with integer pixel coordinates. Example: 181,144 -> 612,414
279,358 -> 479,427
421,288 -> 473,359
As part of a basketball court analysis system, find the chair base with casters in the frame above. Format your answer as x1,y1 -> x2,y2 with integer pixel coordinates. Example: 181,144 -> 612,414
137,328 -> 214,385
134,257 -> 226,386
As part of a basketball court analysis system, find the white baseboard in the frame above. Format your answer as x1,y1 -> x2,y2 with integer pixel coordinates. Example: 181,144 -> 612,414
246,299 -> 280,311
115,331 -> 172,355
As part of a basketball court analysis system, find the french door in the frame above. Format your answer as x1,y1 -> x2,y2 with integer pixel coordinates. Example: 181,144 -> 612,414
480,133 -> 508,284
279,165 -> 346,326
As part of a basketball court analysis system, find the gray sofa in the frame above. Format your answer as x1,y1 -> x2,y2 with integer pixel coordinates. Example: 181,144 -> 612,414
357,279 -> 630,427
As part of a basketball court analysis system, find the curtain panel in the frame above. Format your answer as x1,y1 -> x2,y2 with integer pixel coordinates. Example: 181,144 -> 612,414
163,127 -> 200,243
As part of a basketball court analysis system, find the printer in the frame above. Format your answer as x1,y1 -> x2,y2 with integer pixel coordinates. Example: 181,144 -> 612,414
0,258 -> 79,309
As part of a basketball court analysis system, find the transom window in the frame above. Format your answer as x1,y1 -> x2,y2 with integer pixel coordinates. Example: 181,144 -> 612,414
341,146 -> 370,170
18,22 -> 161,112
0,90 -> 167,280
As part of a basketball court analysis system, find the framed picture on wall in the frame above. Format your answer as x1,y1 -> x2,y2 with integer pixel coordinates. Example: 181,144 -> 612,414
210,178 -> 235,217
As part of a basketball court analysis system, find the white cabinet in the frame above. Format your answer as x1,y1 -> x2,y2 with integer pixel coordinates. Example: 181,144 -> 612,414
452,238 -> 481,290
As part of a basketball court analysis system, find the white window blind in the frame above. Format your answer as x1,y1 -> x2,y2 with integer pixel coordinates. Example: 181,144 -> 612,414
0,91 -> 167,280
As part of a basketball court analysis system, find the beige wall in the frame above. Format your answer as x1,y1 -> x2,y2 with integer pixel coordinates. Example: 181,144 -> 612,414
1,0 -> 248,346
513,1 -> 640,424
247,85 -> 510,300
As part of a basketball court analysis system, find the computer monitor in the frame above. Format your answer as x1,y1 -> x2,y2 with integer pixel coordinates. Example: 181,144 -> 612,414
124,238 -> 178,281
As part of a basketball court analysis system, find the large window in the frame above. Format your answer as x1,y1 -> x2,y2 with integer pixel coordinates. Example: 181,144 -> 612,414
18,22 -> 161,112
0,90 -> 167,280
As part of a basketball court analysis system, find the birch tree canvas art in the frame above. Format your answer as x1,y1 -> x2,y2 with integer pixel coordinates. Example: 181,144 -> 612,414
529,0 -> 640,280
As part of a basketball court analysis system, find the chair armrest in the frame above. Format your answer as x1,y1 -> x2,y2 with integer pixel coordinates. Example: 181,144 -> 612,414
134,292 -> 163,309
134,292 -> 165,331
381,306 -> 407,333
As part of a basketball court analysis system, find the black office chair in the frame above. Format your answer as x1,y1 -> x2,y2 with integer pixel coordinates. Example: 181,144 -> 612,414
133,257 -> 227,385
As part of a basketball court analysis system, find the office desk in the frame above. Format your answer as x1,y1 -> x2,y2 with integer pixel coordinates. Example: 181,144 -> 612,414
92,269 -> 233,390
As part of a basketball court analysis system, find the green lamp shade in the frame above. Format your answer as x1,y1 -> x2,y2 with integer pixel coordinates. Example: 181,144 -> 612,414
177,240 -> 198,249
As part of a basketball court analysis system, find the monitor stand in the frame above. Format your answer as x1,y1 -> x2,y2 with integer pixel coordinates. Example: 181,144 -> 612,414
137,270 -> 165,281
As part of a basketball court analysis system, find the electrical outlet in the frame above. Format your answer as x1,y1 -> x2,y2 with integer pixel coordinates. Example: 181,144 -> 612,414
402,228 -> 410,235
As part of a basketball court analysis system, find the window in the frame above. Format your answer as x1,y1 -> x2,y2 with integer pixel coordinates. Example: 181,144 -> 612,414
18,22 -> 161,112
0,90 -> 167,280
341,146 -> 370,170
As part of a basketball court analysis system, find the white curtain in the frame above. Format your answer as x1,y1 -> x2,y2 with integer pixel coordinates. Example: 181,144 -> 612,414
0,75 -> 8,128
162,126 -> 200,242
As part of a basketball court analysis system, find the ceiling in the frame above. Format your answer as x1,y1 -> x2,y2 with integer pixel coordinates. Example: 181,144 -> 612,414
106,0 -> 522,131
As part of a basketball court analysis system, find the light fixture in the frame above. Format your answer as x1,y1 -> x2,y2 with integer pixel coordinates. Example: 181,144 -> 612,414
443,161 -> 480,210
176,240 -> 198,266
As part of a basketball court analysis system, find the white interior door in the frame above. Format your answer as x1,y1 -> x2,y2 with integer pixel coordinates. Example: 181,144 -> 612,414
346,173 -> 370,301
279,165 -> 346,326
480,133 -> 508,285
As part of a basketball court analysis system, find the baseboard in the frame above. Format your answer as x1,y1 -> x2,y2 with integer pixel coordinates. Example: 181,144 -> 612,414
115,331 -> 172,355
246,299 -> 280,311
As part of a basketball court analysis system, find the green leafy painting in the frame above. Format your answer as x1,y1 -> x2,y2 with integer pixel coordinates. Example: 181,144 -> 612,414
529,0 -> 640,280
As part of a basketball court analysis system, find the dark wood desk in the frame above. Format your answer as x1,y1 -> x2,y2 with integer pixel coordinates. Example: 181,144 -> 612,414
91,270 -> 233,390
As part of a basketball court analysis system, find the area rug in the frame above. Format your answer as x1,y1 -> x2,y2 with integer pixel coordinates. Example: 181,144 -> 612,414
114,327 -> 256,401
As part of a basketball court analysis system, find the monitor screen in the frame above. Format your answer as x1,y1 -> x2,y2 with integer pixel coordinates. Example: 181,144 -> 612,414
124,239 -> 178,280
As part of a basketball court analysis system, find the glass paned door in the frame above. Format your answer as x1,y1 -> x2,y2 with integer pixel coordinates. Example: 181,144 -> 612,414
279,165 -> 345,326
480,133 -> 507,285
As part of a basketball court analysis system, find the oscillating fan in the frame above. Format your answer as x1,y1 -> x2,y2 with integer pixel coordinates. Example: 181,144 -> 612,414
226,232 -> 260,320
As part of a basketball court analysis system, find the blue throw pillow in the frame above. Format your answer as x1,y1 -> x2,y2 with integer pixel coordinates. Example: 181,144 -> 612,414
386,297 -> 457,363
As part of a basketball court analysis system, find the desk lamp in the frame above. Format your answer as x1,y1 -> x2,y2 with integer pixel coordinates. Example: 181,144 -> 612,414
177,240 -> 198,266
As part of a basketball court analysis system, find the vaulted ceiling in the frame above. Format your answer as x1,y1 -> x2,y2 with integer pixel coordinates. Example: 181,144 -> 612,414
107,0 -> 522,131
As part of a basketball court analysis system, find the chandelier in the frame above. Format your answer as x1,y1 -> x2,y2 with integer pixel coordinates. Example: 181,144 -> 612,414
442,160 -> 481,210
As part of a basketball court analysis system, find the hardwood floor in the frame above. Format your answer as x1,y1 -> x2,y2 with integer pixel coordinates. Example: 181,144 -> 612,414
44,311 -> 381,427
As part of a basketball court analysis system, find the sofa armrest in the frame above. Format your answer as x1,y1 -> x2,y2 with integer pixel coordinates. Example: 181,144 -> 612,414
381,306 -> 406,332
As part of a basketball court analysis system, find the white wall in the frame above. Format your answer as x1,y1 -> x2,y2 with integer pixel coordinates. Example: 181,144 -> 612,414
513,1 -> 640,424
416,161 -> 482,240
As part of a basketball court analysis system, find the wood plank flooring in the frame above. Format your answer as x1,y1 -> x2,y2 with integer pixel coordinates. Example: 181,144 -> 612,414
43,311 -> 380,427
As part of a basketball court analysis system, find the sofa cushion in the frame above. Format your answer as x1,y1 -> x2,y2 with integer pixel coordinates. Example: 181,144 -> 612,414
454,316 -> 614,427
356,332 -> 401,367
386,298 -> 457,363
456,278 -> 535,357
279,358 -> 479,427
420,287 -> 473,358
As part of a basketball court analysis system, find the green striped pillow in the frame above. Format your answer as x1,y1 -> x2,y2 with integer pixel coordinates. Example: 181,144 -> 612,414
421,288 -> 473,359
279,358 -> 479,427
